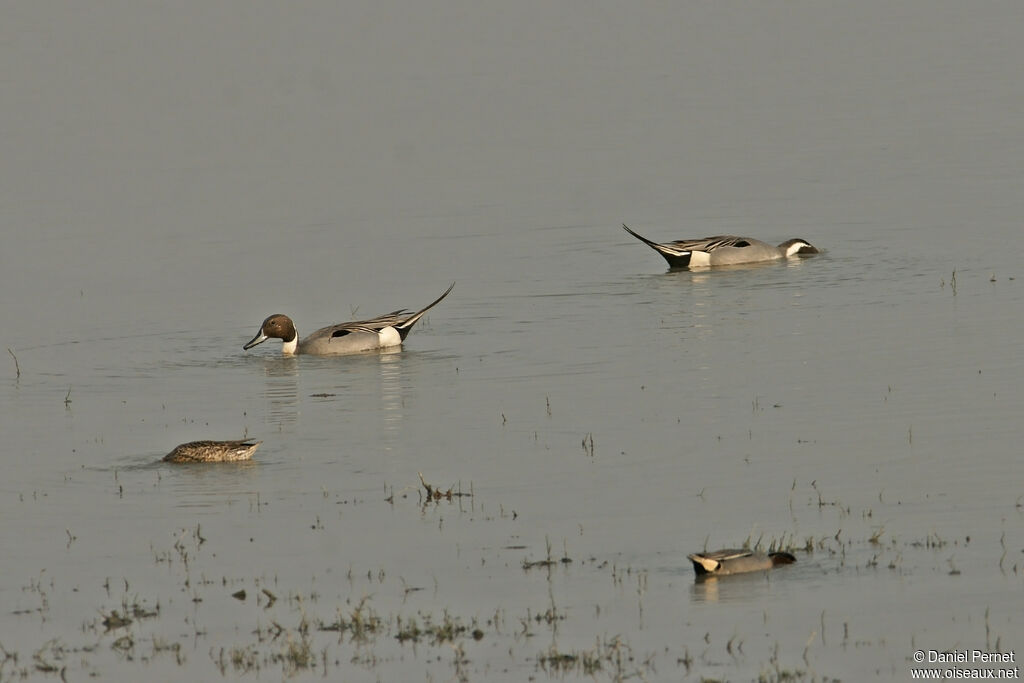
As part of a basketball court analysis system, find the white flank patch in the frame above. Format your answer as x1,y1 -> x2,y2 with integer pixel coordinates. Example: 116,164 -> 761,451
695,556 -> 719,572
688,251 -> 712,267
785,241 -> 810,257
378,326 -> 402,349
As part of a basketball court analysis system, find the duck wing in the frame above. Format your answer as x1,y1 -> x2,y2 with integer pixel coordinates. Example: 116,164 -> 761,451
321,311 -> 411,338
666,236 -> 751,253
698,548 -> 753,562
623,225 -> 750,258
687,548 -> 754,574
317,282 -> 455,340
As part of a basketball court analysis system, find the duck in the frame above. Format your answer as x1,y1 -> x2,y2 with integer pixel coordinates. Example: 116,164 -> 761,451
623,224 -> 818,268
687,548 -> 797,577
163,439 -> 262,463
243,282 -> 454,356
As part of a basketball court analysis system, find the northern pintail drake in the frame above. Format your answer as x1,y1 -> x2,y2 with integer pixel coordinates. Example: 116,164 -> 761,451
163,439 -> 262,463
623,224 -> 818,268
243,282 -> 454,356
688,548 -> 797,577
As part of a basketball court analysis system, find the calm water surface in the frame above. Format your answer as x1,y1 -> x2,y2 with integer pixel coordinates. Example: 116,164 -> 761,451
2,2 -> 1022,681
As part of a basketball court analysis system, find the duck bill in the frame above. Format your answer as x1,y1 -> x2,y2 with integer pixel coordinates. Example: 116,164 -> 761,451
243,331 -> 268,350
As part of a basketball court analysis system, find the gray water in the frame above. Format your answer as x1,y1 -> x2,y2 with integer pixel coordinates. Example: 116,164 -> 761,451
2,2 -> 1022,681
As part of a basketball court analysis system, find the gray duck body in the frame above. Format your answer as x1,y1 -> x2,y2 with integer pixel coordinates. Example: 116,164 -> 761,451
623,225 -> 818,268
244,283 -> 454,356
687,548 -> 797,577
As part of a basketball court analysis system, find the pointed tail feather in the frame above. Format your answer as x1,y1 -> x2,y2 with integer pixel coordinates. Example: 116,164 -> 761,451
396,282 -> 455,339
623,224 -> 665,250
623,224 -> 692,266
